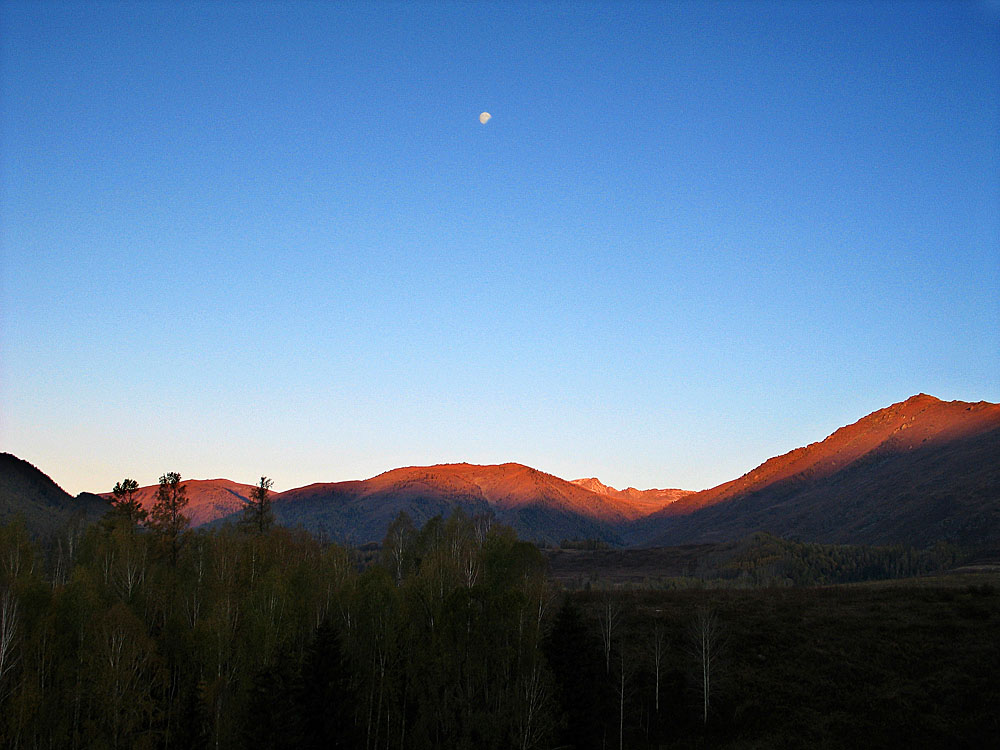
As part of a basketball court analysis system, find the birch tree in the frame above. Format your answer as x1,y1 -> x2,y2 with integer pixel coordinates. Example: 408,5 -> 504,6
86,603 -> 158,750
598,591 -> 621,674
652,621 -> 667,715
381,511 -> 416,586
689,607 -> 723,725
0,587 -> 18,704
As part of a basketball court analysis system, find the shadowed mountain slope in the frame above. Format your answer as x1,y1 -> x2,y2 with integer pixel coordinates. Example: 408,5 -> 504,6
633,395 -> 1000,547
0,453 -> 107,536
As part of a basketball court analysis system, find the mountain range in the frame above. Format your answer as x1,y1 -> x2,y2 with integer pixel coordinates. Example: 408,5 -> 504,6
3,394 -> 998,547
270,462 -> 689,545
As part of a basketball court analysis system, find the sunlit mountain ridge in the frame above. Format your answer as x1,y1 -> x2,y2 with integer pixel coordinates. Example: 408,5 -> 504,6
3,394 -> 998,547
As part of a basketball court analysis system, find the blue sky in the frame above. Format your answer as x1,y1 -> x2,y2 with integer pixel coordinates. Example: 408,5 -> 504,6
2,1 -> 998,496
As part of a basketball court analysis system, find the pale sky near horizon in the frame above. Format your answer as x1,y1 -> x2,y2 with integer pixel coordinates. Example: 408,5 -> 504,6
2,1 -> 998,496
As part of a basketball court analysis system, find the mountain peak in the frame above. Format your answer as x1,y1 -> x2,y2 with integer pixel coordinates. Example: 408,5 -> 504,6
570,476 -> 693,516
641,393 -> 1000,547
571,477 -> 615,494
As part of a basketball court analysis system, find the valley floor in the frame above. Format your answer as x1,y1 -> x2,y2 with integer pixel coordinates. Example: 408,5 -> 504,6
561,572 -> 1000,749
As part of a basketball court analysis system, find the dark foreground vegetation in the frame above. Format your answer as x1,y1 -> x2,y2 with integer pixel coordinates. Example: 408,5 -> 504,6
1,496 -> 997,749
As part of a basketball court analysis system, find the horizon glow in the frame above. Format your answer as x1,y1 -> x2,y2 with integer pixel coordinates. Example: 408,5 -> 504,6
2,1 -> 998,496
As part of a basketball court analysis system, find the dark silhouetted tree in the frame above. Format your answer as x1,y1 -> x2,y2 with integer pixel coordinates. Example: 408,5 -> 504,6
544,598 -> 608,750
110,478 -> 146,527
241,476 -> 275,534
299,620 -> 356,749
149,472 -> 189,566
242,653 -> 304,750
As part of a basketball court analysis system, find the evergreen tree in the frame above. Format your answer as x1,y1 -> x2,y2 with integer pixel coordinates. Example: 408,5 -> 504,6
149,472 -> 189,566
544,598 -> 610,750
110,478 -> 146,527
241,476 -> 275,534
299,620 -> 356,749
243,653 -> 304,750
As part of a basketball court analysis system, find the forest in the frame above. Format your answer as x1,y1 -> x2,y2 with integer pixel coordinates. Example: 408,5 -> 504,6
547,531 -> 968,590
0,475 -> 997,749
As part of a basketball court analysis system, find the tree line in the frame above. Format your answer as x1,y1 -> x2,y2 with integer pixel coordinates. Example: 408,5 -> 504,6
12,471 -> 974,748
711,533 -> 962,587
555,532 -> 965,591
0,472 -> 743,749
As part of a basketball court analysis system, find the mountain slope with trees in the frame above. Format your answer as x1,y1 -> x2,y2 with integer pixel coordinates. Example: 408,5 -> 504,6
272,463 -> 642,545
634,395 -> 1000,547
0,453 -> 106,536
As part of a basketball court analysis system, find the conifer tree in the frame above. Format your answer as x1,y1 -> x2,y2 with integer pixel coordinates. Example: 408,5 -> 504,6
241,476 -> 275,534
149,472 -> 189,566
110,478 -> 146,527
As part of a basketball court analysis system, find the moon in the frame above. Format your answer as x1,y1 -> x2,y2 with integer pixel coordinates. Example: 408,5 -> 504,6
479,112 -> 491,124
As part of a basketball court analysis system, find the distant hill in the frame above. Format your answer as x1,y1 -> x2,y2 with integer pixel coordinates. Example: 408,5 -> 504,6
97,478 -> 259,527
633,395 -> 1000,547
0,453 -> 106,536
273,463 -> 660,545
